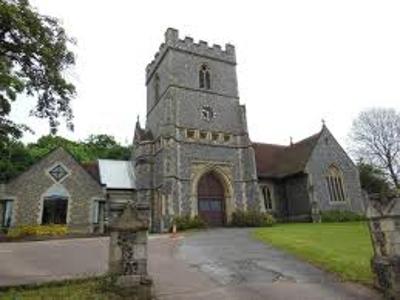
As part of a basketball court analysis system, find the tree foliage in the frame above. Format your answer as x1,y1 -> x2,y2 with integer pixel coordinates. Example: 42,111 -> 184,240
0,0 -> 76,141
85,134 -> 132,160
357,160 -> 390,194
350,108 -> 400,189
0,134 -> 132,183
0,138 -> 33,182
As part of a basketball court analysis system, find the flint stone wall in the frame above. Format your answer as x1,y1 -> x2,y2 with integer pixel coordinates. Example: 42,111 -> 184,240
367,195 -> 400,299
4,148 -> 105,232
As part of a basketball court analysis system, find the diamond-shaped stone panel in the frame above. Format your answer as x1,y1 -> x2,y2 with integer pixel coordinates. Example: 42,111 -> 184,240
49,164 -> 68,182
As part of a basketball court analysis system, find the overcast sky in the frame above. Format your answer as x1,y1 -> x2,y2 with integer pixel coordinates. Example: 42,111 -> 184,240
12,0 -> 400,148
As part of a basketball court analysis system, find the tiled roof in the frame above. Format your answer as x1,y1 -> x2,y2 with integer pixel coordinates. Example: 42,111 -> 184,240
253,131 -> 322,178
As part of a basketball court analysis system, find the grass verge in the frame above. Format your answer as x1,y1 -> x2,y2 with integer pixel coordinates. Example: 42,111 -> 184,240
253,222 -> 374,284
0,276 -> 151,300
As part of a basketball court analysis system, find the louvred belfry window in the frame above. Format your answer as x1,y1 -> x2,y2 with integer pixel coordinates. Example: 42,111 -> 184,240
199,64 -> 211,89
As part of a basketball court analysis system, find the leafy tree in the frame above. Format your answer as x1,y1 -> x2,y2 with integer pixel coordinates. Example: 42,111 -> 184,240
350,108 -> 400,189
85,134 -> 132,160
27,135 -> 88,162
34,135 -> 77,149
0,0 -> 76,141
27,134 -> 105,162
0,139 -> 33,182
357,160 -> 390,194
0,134 -> 132,182
86,134 -> 117,149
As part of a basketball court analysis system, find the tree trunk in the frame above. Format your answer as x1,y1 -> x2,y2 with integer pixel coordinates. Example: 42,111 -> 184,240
387,162 -> 399,189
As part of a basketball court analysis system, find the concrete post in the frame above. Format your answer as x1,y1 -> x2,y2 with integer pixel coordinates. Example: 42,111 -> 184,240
108,203 -> 152,289
366,193 -> 400,299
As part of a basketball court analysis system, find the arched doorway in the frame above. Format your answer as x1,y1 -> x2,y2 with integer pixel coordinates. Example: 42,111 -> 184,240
197,172 -> 225,226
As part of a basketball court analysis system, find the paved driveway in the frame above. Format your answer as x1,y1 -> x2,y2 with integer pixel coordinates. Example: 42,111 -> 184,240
0,237 -> 109,286
152,228 -> 380,300
0,229 -> 381,299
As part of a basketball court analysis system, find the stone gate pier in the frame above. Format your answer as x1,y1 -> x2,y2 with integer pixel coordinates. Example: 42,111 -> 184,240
108,203 -> 152,298
367,194 -> 400,300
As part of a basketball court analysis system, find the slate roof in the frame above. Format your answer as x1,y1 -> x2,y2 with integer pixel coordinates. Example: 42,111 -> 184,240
97,159 -> 136,189
253,130 -> 322,179
81,162 -> 101,183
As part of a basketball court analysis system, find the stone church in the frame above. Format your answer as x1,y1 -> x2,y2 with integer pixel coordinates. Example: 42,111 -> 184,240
133,28 -> 364,232
0,28 -> 364,233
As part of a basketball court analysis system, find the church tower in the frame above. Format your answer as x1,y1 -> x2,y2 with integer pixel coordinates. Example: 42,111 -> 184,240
134,28 -> 262,232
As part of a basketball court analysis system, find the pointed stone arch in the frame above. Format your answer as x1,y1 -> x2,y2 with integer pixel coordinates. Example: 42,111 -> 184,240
190,163 -> 234,224
325,164 -> 346,203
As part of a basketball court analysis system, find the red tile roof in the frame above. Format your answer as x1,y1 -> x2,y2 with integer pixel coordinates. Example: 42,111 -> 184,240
253,131 -> 322,178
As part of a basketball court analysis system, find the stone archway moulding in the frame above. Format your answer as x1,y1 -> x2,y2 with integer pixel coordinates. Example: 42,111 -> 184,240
190,161 -> 235,223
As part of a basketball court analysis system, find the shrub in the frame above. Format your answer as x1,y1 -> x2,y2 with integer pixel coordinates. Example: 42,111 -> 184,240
173,215 -> 207,231
231,210 -> 276,227
7,225 -> 68,238
320,210 -> 366,223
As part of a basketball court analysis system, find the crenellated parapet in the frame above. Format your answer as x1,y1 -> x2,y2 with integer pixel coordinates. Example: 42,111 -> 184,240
146,28 -> 236,83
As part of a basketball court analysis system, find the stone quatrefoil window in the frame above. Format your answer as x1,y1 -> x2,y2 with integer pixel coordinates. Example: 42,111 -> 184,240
185,128 -> 231,143
187,129 -> 196,139
48,164 -> 69,182
326,165 -> 346,202
199,131 -> 208,139
199,64 -> 211,89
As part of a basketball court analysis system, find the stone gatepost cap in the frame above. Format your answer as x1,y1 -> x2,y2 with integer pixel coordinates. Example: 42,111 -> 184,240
109,204 -> 149,232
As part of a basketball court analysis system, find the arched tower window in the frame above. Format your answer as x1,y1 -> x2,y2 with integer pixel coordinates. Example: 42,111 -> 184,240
263,186 -> 273,210
199,64 -> 211,89
326,165 -> 346,202
154,73 -> 160,102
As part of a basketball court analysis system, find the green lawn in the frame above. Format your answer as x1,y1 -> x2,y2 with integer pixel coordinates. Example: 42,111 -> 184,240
0,277 -> 150,300
253,222 -> 374,284
0,281 -> 99,300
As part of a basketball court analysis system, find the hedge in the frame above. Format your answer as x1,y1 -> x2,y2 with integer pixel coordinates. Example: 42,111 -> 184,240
230,210 -> 276,227
7,225 -> 68,238
320,210 -> 366,222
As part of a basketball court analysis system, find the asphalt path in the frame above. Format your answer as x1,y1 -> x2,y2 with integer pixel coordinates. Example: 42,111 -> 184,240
0,229 -> 381,299
152,228 -> 381,300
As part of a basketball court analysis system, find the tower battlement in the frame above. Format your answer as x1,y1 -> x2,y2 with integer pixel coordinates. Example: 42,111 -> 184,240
146,28 -> 236,83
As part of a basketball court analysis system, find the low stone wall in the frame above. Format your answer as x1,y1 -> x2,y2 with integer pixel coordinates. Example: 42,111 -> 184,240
366,194 -> 400,299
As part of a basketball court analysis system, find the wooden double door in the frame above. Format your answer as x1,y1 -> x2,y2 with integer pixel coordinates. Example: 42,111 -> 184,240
197,172 -> 225,227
